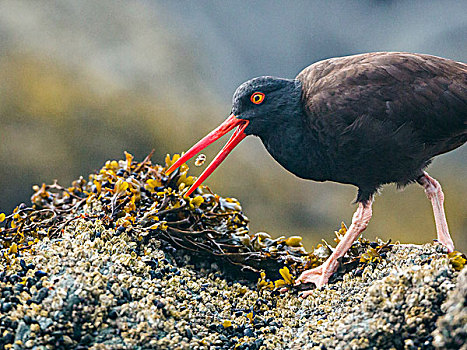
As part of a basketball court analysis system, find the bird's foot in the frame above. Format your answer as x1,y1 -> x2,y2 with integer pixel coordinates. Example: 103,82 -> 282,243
444,242 -> 455,253
295,262 -> 335,298
294,200 -> 373,298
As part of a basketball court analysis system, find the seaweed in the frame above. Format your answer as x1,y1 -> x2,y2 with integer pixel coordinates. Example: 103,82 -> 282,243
1,152 -> 397,287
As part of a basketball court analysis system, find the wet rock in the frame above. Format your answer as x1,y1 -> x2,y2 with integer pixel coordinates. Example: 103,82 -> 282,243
432,267 -> 467,350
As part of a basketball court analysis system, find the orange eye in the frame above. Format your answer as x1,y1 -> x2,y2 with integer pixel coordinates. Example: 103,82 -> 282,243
250,92 -> 265,105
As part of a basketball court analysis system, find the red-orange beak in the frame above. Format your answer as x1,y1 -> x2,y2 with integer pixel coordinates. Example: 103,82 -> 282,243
166,114 -> 249,197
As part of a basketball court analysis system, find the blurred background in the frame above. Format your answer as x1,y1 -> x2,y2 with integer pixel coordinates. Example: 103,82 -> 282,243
0,0 -> 466,250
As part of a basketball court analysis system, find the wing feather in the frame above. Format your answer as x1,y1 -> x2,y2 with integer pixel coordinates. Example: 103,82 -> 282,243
297,52 -> 467,156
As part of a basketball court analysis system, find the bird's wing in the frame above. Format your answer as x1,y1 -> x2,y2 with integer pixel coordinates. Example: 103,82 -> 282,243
297,52 -> 467,156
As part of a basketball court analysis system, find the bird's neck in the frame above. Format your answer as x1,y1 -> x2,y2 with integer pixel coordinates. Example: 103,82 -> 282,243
258,106 -> 330,181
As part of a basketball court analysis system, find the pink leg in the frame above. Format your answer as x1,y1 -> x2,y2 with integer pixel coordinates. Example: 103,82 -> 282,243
417,171 -> 454,252
296,198 -> 373,297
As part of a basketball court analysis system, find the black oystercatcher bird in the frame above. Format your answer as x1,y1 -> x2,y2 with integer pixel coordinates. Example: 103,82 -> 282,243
166,52 -> 467,296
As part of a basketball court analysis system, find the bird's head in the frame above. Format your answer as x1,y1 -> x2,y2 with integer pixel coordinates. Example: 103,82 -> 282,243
231,76 -> 302,136
166,76 -> 302,196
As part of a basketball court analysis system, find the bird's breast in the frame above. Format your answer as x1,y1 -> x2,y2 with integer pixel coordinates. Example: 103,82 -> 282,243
259,126 -> 331,182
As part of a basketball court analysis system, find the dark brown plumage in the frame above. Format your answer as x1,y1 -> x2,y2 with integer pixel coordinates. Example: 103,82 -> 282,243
296,52 -> 466,201
167,52 -> 466,294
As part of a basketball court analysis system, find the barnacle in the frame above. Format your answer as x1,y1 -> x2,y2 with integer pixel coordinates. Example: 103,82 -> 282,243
313,243 -> 332,260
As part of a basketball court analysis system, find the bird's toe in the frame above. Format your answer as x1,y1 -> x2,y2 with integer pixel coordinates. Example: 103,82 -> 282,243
444,242 -> 455,253
295,265 -> 329,296
296,266 -> 323,284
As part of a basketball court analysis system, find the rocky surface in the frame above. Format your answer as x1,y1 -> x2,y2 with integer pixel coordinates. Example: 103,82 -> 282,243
0,154 -> 465,349
0,217 -> 464,349
432,267 -> 467,350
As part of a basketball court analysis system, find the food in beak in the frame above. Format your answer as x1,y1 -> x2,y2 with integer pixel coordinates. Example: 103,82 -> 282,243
194,154 -> 206,166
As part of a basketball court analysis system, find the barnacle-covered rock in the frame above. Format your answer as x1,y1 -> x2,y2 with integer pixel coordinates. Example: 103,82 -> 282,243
433,267 -> 467,349
0,152 -> 464,349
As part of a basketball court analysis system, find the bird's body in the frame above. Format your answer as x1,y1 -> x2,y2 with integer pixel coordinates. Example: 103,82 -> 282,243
167,52 -> 466,296
256,52 -> 467,202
